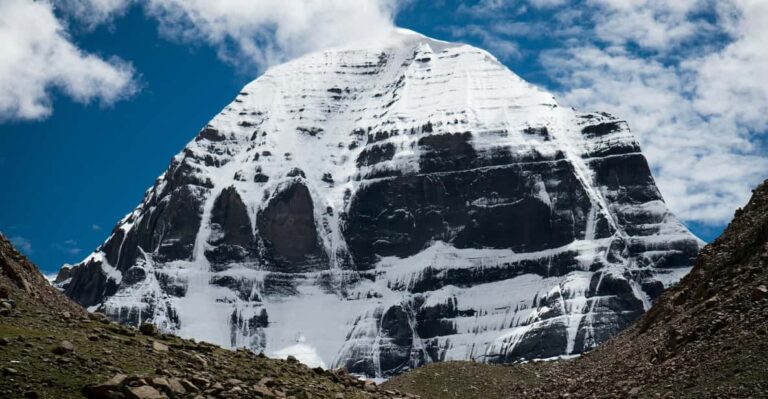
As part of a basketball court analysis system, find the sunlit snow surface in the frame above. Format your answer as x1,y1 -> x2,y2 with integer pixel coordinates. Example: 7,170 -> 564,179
65,29 -> 700,378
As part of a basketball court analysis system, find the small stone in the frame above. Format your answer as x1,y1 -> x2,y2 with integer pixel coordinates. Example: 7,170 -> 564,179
253,384 -> 274,397
752,285 -> 768,301
53,340 -> 75,355
107,373 -> 128,386
124,376 -> 148,388
62,311 -> 71,319
3,367 -> 18,376
178,379 -> 199,393
152,341 -> 169,352
166,378 -> 187,394
191,354 -> 207,366
81,383 -> 125,399
125,385 -> 165,399
363,380 -> 377,392
0,337 -> 10,346
191,376 -> 210,389
150,377 -> 170,391
629,387 -> 642,396
259,377 -> 276,387
286,355 -> 298,364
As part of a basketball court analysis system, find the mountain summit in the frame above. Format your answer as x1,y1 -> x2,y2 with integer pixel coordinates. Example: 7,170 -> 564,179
58,30 -> 700,378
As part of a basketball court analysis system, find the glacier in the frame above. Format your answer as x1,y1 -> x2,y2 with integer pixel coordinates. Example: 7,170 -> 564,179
57,29 -> 701,378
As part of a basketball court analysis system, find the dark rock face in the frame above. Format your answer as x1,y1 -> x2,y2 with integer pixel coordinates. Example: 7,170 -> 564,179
53,266 -> 71,284
417,132 -> 476,173
206,186 -> 256,267
59,32 -> 701,378
63,258 -> 116,308
344,160 -> 598,270
257,181 -> 328,273
378,305 -> 416,374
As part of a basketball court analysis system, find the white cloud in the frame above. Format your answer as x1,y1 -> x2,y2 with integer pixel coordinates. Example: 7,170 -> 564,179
540,1 -> 768,223
57,0 -> 402,73
142,0 -> 400,71
5,0 -> 398,121
6,0 -> 400,122
686,0 -> 768,135
56,0 -> 400,73
447,25 -> 521,60
449,0 -> 768,224
529,0 -> 568,8
57,0 -> 135,28
587,0 -> 712,50
10,236 -> 32,254
91,224 -> 102,231
52,239 -> 83,255
542,45 -> 768,222
0,0 -> 136,121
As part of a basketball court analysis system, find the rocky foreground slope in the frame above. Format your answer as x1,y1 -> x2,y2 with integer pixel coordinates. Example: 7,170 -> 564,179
0,234 -> 410,399
58,29 -> 699,377
385,179 -> 768,398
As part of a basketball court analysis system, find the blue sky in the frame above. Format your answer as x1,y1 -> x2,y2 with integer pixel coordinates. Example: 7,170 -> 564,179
1,0 -> 766,274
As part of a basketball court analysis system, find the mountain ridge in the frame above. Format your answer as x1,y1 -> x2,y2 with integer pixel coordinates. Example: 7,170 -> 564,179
57,30 -> 701,377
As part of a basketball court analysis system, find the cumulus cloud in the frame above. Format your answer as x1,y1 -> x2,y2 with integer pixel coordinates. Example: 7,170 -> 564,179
58,0 -> 400,72
449,0 -> 768,224
0,0 -> 136,122
143,0 -> 399,71
3,0 -> 398,122
542,46 -> 768,222
57,0 -> 135,28
586,0 -> 714,50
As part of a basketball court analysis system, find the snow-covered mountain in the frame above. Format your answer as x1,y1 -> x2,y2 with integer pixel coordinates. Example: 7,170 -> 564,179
58,29 -> 701,378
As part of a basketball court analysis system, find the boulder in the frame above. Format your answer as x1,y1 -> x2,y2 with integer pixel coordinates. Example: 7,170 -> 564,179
52,340 -> 74,355
125,385 -> 165,399
152,341 -> 169,352
82,384 -> 125,399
